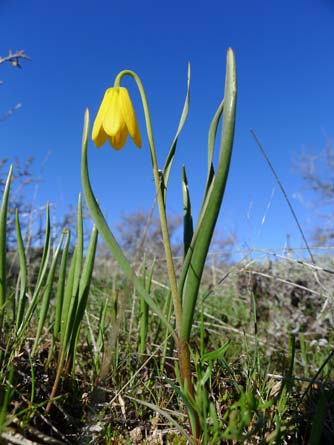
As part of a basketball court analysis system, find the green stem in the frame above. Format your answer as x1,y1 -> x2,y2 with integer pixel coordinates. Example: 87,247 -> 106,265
115,70 -> 183,339
115,71 -> 201,440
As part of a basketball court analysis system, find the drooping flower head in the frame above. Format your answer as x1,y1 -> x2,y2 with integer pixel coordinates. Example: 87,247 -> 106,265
92,87 -> 142,150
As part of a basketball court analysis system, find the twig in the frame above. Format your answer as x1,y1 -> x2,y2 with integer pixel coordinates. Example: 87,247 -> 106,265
0,50 -> 31,68
0,103 -> 22,122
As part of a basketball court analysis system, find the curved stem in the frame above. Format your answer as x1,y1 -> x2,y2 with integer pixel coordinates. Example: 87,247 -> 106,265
115,70 -> 183,339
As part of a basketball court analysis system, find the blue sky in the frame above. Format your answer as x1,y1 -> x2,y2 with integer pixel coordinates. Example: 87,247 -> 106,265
1,0 -> 334,258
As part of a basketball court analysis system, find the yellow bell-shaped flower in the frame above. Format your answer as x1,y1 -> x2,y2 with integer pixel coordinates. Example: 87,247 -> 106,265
92,87 -> 142,150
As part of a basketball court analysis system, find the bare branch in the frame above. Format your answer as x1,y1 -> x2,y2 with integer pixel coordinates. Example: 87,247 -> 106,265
0,50 -> 30,119
0,50 -> 31,68
0,103 -> 22,122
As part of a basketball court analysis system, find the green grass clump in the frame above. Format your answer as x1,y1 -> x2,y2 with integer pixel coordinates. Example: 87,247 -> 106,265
1,194 -> 334,444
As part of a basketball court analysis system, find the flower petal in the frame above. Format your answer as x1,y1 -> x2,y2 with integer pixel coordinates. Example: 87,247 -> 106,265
103,88 -> 124,137
94,126 -> 108,148
92,88 -> 112,145
119,87 -> 142,148
108,122 -> 128,150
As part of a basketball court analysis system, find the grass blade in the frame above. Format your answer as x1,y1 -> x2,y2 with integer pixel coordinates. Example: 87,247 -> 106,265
35,203 -> 51,287
0,166 -> 12,331
16,205 -> 51,339
138,259 -> 155,354
53,230 -> 70,339
32,232 -> 65,355
68,224 -> 98,362
14,209 -> 27,334
126,395 -> 194,443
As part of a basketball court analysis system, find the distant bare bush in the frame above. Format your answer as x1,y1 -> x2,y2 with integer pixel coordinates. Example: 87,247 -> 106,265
295,139 -> 334,245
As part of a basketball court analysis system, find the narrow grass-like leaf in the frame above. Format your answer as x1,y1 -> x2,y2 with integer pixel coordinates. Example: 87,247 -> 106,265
95,296 -> 109,370
68,224 -> 98,362
81,108 -> 174,339
47,223 -> 95,411
60,247 -> 77,348
28,354 -> 35,405
138,257 -> 147,355
181,165 -> 193,258
17,205 -> 51,338
47,245 -> 78,412
126,395 -> 194,443
200,98 -> 225,213
35,203 -> 51,287
186,97 -> 224,241
58,197 -> 83,356
139,259 -> 154,354
298,349 -> 334,408
180,48 -> 237,342
32,232 -> 64,355
162,63 -> 191,200
14,209 -> 27,334
51,230 -> 70,344
72,194 -> 83,297
0,166 -> 12,330
168,378 -> 199,439
159,289 -> 172,373
308,392 -> 327,445
0,366 -> 14,433
206,99 -> 224,188
201,341 -> 230,362
78,225 -> 98,317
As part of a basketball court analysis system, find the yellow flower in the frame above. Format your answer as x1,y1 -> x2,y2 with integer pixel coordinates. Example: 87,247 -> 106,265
92,87 -> 142,150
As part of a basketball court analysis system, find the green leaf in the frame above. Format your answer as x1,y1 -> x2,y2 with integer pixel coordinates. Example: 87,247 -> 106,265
32,232 -> 65,355
47,229 -> 70,363
35,203 -> 51,287
60,245 -> 77,348
14,209 -> 27,333
201,341 -> 230,362
309,391 -> 328,445
17,205 -> 51,339
182,165 -> 193,258
180,48 -> 237,342
0,166 -> 12,328
53,229 -> 70,339
69,224 -> 98,360
203,98 -> 224,203
162,63 -> 191,201
72,194 -> 83,297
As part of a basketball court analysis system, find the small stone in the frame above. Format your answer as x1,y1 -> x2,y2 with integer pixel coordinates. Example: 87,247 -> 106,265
89,423 -> 103,432
129,426 -> 142,443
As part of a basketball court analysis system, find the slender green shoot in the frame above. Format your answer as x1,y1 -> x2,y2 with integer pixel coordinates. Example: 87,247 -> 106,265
0,166 -> 13,332
14,209 -> 27,334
